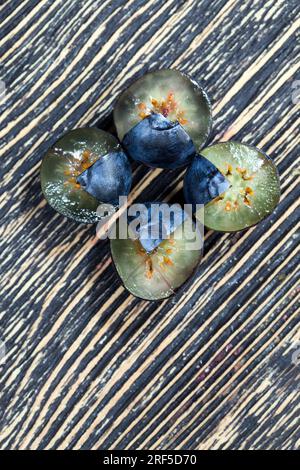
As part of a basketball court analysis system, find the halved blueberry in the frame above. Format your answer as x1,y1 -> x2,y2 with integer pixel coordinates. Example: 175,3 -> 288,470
40,128 -> 132,223
127,202 -> 189,252
110,202 -> 203,300
186,142 -> 281,232
184,154 -> 230,208
114,69 -> 212,168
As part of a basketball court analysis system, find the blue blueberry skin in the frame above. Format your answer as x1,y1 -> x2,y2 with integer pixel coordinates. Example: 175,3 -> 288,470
77,150 -> 132,205
128,202 -> 189,253
184,154 -> 230,208
122,113 -> 196,169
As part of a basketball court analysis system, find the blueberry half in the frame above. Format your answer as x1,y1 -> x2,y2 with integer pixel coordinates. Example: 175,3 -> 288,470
111,202 -> 203,300
184,154 -> 230,208
77,151 -> 132,206
40,128 -> 132,223
114,69 -> 212,167
189,142 -> 281,232
123,113 -> 196,169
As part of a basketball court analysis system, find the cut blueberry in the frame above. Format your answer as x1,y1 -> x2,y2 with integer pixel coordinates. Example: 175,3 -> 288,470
111,202 -> 203,300
184,154 -> 230,208
40,128 -> 132,223
187,142 -> 280,232
123,113 -> 195,169
114,69 -> 212,168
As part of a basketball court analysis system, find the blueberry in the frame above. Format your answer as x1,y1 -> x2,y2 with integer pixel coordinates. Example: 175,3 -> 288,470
184,154 -> 230,208
40,128 -> 132,223
114,69 -> 212,168
123,113 -> 196,169
127,202 -> 189,252
77,151 -> 132,205
111,202 -> 203,300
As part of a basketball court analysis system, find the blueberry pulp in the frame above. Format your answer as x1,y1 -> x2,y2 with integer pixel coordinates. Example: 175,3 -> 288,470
114,69 -> 212,168
40,128 -> 132,223
77,151 -> 132,205
127,202 -> 189,252
184,154 -> 230,209
123,113 -> 196,169
190,142 -> 281,232
111,202 -> 203,300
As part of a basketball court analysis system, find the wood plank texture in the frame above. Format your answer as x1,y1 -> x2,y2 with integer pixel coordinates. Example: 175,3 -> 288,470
0,0 -> 299,450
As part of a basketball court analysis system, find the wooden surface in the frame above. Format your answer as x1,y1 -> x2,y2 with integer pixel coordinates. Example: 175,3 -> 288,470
0,0 -> 299,450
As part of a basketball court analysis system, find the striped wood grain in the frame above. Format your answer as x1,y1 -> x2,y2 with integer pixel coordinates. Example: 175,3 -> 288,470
0,0 -> 299,450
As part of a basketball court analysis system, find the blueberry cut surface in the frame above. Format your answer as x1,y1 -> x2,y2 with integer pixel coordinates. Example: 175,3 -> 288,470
111,202 -> 203,300
114,69 -> 212,165
40,128 -> 132,223
198,142 -> 281,232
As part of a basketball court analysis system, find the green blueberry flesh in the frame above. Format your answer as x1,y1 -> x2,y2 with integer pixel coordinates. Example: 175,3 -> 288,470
113,69 -> 212,151
40,128 -> 121,223
111,216 -> 202,300
200,142 -> 281,232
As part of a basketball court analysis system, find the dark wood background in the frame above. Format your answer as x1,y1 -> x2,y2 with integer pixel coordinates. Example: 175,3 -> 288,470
0,0 -> 299,450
